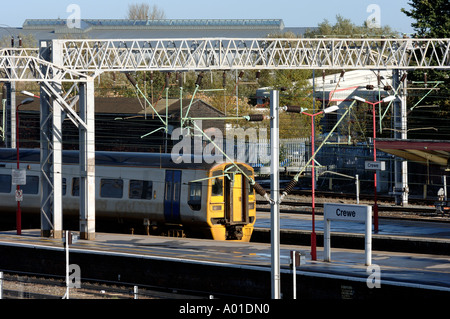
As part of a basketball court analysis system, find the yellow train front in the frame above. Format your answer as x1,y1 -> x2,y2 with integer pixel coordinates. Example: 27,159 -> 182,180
204,162 -> 256,241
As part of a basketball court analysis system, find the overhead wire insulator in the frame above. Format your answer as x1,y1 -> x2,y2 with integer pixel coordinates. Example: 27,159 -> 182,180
253,182 -> 266,197
222,71 -> 227,88
125,73 -> 137,87
165,72 -> 171,87
283,106 -> 303,113
253,182 -> 272,203
246,114 -> 266,122
196,72 -> 204,86
281,179 -> 298,198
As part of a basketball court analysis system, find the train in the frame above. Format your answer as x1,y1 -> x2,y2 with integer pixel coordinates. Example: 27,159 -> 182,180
0,148 -> 257,241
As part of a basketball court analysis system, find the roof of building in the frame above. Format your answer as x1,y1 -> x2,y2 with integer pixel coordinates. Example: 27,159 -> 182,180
19,96 -> 224,119
22,19 -> 284,30
1,19 -> 314,42
376,138 -> 450,168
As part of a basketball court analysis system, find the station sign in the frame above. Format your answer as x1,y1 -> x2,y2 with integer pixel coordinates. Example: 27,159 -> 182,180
365,161 -> 385,171
323,203 -> 372,266
324,203 -> 371,222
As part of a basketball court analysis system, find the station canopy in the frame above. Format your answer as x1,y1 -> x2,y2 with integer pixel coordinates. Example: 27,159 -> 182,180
376,138 -> 450,170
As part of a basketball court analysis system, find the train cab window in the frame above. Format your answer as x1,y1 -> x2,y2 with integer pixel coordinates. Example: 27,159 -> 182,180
100,179 -> 123,198
211,170 -> 223,196
21,176 -> 39,194
211,178 -> 223,196
129,180 -> 153,200
188,182 -> 202,211
0,174 -> 11,193
72,178 -> 80,196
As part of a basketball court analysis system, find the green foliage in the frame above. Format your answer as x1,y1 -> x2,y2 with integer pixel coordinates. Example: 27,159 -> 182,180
402,0 -> 450,38
304,15 -> 399,38
401,0 -> 450,139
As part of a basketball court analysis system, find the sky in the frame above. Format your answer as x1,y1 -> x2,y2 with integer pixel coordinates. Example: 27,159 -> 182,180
1,0 -> 416,34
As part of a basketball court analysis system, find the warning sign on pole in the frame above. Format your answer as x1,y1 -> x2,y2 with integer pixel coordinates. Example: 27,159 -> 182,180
15,189 -> 23,202
12,169 -> 26,186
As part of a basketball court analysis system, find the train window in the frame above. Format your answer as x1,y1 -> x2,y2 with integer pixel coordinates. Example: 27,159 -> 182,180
100,179 -> 123,198
72,178 -> 79,196
62,178 -> 66,196
188,182 -> 202,211
21,176 -> 39,194
0,174 -> 11,193
211,178 -> 223,196
129,180 -> 153,200
211,170 -> 223,196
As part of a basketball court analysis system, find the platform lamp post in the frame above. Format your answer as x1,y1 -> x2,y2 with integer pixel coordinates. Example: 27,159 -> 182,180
352,95 -> 396,232
15,96 -> 35,235
301,105 -> 339,260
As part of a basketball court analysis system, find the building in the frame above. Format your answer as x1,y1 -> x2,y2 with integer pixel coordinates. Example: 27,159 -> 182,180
0,19 -> 314,44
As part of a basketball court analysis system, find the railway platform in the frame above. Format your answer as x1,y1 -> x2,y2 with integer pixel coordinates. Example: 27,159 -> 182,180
0,224 -> 449,300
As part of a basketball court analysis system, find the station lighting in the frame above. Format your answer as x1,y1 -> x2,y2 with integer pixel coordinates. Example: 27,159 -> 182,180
21,90 -> 40,98
282,104 -> 339,260
351,94 -> 396,232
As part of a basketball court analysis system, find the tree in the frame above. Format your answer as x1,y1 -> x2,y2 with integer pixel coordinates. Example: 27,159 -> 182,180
401,0 -> 450,38
401,0 -> 450,140
304,15 -> 398,38
127,3 -> 166,20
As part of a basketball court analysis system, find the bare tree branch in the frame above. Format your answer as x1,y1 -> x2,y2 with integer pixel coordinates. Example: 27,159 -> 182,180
127,3 -> 166,20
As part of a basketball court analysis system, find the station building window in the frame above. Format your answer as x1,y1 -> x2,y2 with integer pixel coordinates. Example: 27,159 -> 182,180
129,180 -> 153,200
100,178 -> 123,198
0,174 -> 11,193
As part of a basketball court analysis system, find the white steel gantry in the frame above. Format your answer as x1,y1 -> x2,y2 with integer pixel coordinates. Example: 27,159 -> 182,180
58,38 -> 450,72
0,37 -> 449,240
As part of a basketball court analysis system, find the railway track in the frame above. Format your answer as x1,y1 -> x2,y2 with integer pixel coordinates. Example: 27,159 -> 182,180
256,190 -> 450,222
0,272 -> 212,299
288,189 -> 441,206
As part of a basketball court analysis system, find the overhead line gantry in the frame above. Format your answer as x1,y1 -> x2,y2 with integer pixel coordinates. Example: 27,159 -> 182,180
0,37 -> 449,240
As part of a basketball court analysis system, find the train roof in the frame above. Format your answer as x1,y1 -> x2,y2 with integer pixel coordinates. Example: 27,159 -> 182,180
0,148 -> 231,170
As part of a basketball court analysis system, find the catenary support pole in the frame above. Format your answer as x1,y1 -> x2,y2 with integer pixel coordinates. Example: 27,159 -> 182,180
270,90 -> 280,299
79,78 -> 96,240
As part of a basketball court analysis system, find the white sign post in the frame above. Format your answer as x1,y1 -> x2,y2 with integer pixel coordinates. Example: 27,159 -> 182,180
323,203 -> 372,266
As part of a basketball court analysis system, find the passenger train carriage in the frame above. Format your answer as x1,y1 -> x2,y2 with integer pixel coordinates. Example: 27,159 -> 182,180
0,149 -> 256,241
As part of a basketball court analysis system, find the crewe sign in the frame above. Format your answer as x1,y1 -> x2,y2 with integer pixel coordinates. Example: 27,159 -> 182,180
323,203 -> 372,265
365,161 -> 385,171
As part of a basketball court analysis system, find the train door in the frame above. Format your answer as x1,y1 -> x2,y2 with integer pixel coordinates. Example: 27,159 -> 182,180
230,173 -> 249,224
164,170 -> 182,223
